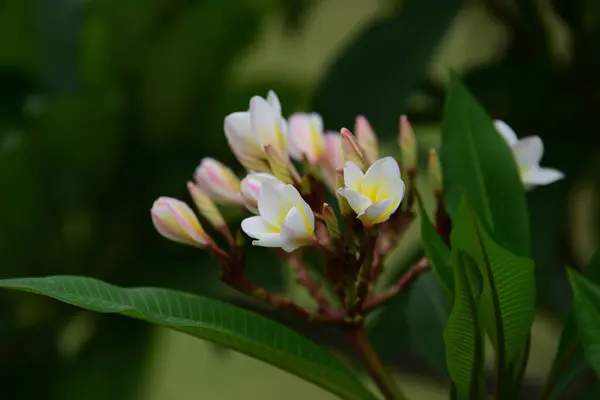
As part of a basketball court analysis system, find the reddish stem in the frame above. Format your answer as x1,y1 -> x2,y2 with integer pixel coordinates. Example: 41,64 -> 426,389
363,257 -> 429,311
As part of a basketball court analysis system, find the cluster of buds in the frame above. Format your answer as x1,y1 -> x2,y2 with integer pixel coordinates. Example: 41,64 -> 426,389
149,91 -> 452,324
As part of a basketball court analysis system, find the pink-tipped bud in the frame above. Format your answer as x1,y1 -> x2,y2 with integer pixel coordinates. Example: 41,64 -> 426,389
428,148 -> 442,193
194,158 -> 243,205
341,128 -> 366,170
287,113 -> 325,165
355,115 -> 379,164
187,182 -> 225,229
399,115 -> 417,170
240,172 -> 282,214
321,131 -> 344,191
151,197 -> 213,248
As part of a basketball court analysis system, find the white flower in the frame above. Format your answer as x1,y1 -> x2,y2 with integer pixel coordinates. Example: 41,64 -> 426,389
224,91 -> 287,172
194,158 -> 242,205
240,172 -> 282,214
241,181 -> 315,252
337,157 -> 405,227
495,120 -> 564,189
287,112 -> 325,164
151,197 -> 213,248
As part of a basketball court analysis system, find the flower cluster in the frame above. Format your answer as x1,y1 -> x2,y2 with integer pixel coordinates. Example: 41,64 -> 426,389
150,91 -> 563,323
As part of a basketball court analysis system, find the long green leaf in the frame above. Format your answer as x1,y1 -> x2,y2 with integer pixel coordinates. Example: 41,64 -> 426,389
451,197 -> 535,379
417,195 -> 453,294
440,72 -> 530,257
0,276 -> 377,400
407,272 -> 449,377
444,250 -> 484,399
313,0 -> 463,134
567,270 -> 600,379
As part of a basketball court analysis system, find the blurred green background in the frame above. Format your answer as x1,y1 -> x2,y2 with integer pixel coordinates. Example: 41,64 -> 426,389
1,0 -> 599,398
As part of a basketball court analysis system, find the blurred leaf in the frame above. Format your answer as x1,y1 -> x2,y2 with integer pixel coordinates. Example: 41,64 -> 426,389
417,195 -> 453,294
444,250 -> 484,399
55,315 -> 153,400
407,272 -> 449,377
451,197 -> 535,382
549,250 -> 600,398
568,270 -> 600,379
313,0 -> 463,134
0,276 -> 377,400
441,73 -> 530,258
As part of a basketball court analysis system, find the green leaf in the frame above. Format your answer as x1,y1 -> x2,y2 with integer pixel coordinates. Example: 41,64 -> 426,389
549,250 -> 600,398
0,276 -> 377,400
568,270 -> 600,379
444,250 -> 484,399
417,195 -> 453,294
451,197 -> 535,379
440,72 -> 530,257
407,272 -> 449,377
312,0 -> 463,134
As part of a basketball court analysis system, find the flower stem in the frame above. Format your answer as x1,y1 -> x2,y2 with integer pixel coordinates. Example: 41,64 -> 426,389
348,325 -> 407,400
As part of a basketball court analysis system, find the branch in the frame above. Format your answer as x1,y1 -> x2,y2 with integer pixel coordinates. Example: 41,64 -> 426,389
363,257 -> 430,311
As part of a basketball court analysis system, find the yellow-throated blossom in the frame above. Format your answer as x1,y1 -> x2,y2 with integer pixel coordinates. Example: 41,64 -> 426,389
355,115 -> 379,164
224,91 -> 287,172
337,157 -> 405,227
288,113 -> 325,165
240,172 -> 281,214
151,197 -> 213,248
494,120 -> 564,189
399,115 -> 417,170
194,158 -> 243,205
241,181 -> 315,252
321,131 -> 344,190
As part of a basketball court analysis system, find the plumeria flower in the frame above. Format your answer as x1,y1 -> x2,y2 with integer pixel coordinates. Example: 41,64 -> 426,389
224,91 -> 288,172
494,120 -> 565,189
194,158 -> 243,205
337,157 -> 405,227
240,172 -> 282,214
287,112 -> 325,165
151,197 -> 213,248
241,181 -> 315,252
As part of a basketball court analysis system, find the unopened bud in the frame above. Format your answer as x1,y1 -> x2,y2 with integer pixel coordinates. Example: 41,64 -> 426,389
240,172 -> 281,214
265,144 -> 293,184
151,197 -> 213,248
341,128 -> 366,170
428,148 -> 442,194
194,158 -> 243,205
355,116 -> 379,164
322,203 -> 340,239
335,169 -> 352,216
399,115 -> 417,170
187,182 -> 226,229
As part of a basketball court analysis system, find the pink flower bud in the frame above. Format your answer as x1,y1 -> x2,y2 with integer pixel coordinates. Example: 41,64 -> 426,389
240,173 -> 283,213
355,115 -> 379,164
194,158 -> 243,205
287,113 -> 325,165
151,197 -> 213,248
399,115 -> 417,170
341,128 -> 366,170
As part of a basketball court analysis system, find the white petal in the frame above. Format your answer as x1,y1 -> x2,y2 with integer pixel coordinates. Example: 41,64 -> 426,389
224,112 -> 264,164
281,206 -> 310,238
281,185 -> 315,233
287,113 -> 310,160
494,120 -> 518,146
241,216 -> 273,238
250,96 -> 282,150
362,157 -> 400,197
514,136 -> 544,168
522,167 -> 565,187
257,181 -> 293,227
337,187 -> 372,215
252,235 -> 285,248
359,199 -> 395,226
343,161 -> 364,191
267,90 -> 281,116
375,177 -> 406,204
